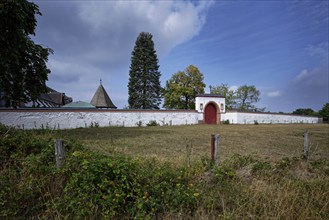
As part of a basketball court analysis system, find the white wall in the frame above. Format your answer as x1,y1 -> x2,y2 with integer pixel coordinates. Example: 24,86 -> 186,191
0,109 -> 199,129
221,111 -> 319,124
0,108 -> 320,130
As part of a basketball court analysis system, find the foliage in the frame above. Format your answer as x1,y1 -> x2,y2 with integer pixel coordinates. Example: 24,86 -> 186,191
128,32 -> 161,109
209,83 -> 262,111
222,119 -> 230,124
1,125 -> 328,219
235,84 -> 260,110
0,0 -> 53,107
163,65 -> 206,109
293,108 -> 315,116
318,103 -> 329,122
210,84 -> 235,110
0,125 -> 197,219
146,120 -> 159,126
136,120 -> 143,127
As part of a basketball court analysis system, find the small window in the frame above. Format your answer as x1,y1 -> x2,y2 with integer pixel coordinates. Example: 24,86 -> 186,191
220,103 -> 224,110
200,103 -> 203,111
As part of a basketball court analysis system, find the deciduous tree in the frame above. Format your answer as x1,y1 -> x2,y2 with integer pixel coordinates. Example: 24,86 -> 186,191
235,84 -> 260,111
0,0 -> 52,107
128,32 -> 161,109
210,84 -> 235,110
163,65 -> 205,109
318,103 -> 328,122
292,108 -> 315,116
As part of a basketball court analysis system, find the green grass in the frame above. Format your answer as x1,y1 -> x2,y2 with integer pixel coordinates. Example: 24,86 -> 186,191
1,124 -> 328,219
56,124 -> 329,164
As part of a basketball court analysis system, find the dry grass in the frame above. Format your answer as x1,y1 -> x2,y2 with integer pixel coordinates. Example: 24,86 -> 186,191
38,124 -> 329,218
56,124 -> 329,164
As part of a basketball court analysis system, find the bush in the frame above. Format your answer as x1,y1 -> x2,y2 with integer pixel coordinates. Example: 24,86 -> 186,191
0,125 -> 197,219
222,119 -> 230,124
1,125 -> 328,219
146,120 -> 159,126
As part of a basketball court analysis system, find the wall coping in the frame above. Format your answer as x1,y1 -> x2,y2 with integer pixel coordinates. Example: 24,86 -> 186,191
0,108 -> 197,113
225,110 -> 320,118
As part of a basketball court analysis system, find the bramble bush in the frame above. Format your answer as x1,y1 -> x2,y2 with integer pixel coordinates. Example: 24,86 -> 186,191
1,124 -> 328,219
0,125 -> 198,219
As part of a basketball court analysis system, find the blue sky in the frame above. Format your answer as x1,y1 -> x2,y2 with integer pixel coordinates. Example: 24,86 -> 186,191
33,0 -> 328,112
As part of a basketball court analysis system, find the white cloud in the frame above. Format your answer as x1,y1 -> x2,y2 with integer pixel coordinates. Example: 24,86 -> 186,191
267,90 -> 282,98
293,67 -> 328,86
36,1 -> 213,107
294,69 -> 310,82
229,85 -> 238,91
77,0 -> 213,58
305,42 -> 328,60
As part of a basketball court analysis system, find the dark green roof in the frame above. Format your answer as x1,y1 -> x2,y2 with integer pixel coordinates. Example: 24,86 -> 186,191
63,101 -> 95,108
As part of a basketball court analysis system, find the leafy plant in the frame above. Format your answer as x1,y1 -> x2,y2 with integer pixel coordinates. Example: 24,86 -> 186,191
146,120 -> 159,126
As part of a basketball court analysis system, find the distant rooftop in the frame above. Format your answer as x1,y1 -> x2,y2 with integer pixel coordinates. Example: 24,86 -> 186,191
90,83 -> 117,109
63,101 -> 95,108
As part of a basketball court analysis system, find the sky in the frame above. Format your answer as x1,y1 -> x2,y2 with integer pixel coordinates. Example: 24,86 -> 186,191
32,0 -> 328,112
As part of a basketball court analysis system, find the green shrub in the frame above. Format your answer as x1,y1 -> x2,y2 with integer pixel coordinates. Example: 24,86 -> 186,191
1,125 -> 328,219
146,120 -> 159,126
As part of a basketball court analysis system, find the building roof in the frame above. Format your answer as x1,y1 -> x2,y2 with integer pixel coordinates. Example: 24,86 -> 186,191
196,94 -> 225,98
63,101 -> 95,108
90,84 -> 117,109
37,87 -> 72,107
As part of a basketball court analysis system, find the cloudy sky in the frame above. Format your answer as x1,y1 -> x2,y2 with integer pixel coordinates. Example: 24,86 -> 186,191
32,0 -> 328,112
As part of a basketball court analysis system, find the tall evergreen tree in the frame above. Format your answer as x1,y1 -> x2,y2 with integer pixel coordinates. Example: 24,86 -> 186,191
0,0 -> 53,107
128,32 -> 161,109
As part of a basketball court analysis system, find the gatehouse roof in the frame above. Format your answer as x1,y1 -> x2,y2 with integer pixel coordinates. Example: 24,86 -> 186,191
196,94 -> 225,98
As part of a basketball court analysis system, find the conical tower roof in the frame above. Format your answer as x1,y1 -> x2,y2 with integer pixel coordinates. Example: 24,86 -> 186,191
90,82 -> 117,109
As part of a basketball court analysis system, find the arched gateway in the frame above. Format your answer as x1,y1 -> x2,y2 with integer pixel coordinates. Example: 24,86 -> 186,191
204,102 -> 217,124
195,94 -> 225,124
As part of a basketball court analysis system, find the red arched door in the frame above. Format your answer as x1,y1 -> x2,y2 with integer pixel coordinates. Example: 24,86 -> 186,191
204,103 -> 217,124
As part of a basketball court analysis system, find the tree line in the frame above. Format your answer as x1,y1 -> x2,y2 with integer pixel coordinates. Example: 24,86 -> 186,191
1,0 -> 328,122
128,32 -> 262,111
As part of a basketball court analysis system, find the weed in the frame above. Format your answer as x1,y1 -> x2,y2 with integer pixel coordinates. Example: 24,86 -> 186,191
136,120 -> 143,127
146,120 -> 159,126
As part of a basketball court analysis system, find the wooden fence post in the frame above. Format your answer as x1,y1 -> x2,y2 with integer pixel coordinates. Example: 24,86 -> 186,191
55,139 -> 65,168
211,134 -> 220,165
304,131 -> 309,160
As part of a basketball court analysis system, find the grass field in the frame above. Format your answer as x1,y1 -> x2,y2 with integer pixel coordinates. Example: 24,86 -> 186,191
56,124 -> 329,164
1,123 -> 329,219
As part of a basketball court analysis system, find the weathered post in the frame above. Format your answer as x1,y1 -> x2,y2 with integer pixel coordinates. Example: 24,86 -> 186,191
55,139 -> 65,168
303,131 -> 309,160
211,134 -> 220,165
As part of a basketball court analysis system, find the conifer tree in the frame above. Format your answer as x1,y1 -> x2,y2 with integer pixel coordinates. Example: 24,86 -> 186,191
128,32 -> 161,109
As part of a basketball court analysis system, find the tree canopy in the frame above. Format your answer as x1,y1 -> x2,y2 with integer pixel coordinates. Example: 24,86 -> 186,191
0,0 -> 52,107
235,85 -> 260,111
128,32 -> 161,109
210,83 -> 261,111
163,65 -> 205,109
210,84 -> 235,110
292,108 -> 315,116
318,103 -> 329,122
